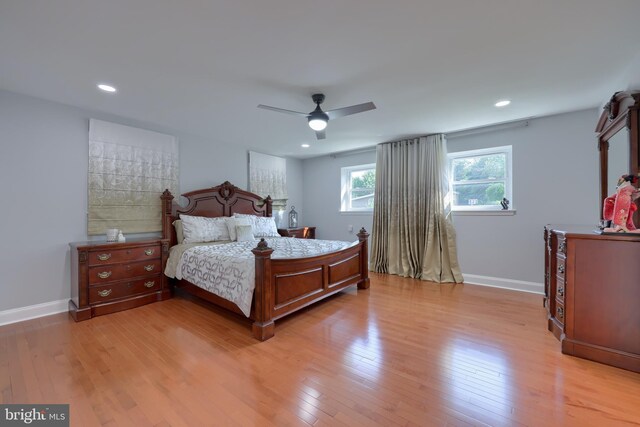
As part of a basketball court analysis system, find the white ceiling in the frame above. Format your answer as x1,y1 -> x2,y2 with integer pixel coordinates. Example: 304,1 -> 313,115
2,0 -> 640,158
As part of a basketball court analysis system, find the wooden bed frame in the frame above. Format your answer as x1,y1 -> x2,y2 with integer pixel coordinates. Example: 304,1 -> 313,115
161,181 -> 370,341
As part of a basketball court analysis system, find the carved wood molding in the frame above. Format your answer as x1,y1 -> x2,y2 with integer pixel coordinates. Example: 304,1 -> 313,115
218,181 -> 237,201
596,91 -> 640,134
604,91 -> 621,120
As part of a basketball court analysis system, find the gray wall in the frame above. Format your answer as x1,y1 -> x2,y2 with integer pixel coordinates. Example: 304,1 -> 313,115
0,90 -> 303,311
0,88 -> 599,311
302,151 -> 376,241
177,133 -> 304,228
448,109 -> 599,286
302,109 -> 600,290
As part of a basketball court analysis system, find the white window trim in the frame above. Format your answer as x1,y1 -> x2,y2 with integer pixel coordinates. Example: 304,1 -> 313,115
340,163 -> 376,213
452,209 -> 516,216
448,145 -> 512,212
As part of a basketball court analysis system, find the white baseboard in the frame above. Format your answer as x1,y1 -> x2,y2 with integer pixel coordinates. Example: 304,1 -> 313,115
0,299 -> 68,327
0,276 -> 542,326
462,273 -> 544,295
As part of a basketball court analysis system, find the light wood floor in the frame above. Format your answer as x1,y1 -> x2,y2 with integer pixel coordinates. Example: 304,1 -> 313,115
2,273 -> 639,426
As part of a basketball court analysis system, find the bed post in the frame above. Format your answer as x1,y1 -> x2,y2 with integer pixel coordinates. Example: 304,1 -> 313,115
161,190 -> 175,243
251,239 -> 275,341
357,227 -> 370,289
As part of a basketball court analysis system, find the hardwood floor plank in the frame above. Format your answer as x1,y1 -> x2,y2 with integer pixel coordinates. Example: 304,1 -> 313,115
1,273 -> 640,426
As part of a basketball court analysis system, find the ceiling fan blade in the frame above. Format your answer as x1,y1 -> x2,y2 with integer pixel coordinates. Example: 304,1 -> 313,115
325,102 -> 376,120
315,130 -> 326,140
257,104 -> 308,117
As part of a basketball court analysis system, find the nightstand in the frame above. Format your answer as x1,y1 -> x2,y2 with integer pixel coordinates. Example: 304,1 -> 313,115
277,227 -> 316,239
69,238 -> 171,321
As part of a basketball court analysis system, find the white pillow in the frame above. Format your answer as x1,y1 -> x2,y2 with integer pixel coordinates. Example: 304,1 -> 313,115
233,213 -> 280,237
224,216 -> 251,241
235,225 -> 255,242
173,220 -> 184,244
253,216 -> 280,237
180,215 -> 230,243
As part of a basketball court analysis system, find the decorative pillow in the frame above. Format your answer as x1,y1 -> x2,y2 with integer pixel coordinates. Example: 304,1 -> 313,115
235,225 -> 255,242
180,214 -> 230,243
233,213 -> 280,237
253,216 -> 280,237
173,220 -> 184,244
224,216 -> 251,241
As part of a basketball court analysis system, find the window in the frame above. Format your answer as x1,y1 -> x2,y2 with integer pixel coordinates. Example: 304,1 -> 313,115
341,163 -> 376,212
448,146 -> 512,210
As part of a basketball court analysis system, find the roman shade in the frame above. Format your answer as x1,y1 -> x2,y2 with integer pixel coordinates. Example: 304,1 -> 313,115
248,151 -> 287,209
88,119 -> 178,235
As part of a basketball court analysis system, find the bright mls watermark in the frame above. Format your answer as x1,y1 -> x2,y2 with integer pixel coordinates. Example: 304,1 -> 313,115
0,405 -> 69,426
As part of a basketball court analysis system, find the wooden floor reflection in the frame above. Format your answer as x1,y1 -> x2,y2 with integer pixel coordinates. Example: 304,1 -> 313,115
2,272 -> 639,426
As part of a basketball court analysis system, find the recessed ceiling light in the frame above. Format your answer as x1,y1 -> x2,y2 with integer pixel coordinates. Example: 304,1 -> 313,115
301,144 -> 310,148
97,84 -> 117,93
495,100 -> 511,107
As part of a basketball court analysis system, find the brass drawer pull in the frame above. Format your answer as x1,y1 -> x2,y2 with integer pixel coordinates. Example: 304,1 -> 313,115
97,271 -> 112,279
145,249 -> 155,256
559,242 -> 566,253
97,253 -> 111,261
558,265 -> 565,274
144,265 -> 155,272
557,286 -> 564,297
98,289 -> 112,297
144,281 -> 155,288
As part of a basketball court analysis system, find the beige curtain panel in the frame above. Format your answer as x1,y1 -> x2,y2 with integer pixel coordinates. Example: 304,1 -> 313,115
370,135 -> 463,283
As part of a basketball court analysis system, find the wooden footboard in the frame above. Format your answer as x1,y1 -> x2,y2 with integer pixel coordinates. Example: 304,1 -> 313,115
251,228 -> 370,341
161,182 -> 370,341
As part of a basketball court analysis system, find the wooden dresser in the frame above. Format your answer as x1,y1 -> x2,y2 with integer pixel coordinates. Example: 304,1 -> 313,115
544,225 -> 640,372
277,226 -> 316,239
69,238 -> 171,321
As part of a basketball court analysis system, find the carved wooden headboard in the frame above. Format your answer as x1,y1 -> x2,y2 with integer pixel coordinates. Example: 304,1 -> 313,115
161,181 -> 273,247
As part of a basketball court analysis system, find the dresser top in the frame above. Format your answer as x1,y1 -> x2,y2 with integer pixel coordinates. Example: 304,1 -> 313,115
546,224 -> 640,241
70,237 -> 166,250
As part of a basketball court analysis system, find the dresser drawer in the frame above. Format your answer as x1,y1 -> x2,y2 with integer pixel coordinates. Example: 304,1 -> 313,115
88,244 -> 160,266
556,280 -> 565,303
89,275 -> 162,303
555,300 -> 565,325
556,256 -> 566,281
88,259 -> 162,285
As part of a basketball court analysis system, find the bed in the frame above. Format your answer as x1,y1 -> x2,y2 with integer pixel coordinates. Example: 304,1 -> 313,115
160,181 -> 370,341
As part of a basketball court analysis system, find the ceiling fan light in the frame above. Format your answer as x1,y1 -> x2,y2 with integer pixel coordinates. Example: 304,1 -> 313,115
308,118 -> 327,131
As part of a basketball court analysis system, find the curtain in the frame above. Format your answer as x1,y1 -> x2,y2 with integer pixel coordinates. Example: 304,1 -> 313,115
370,135 -> 463,283
88,119 -> 179,235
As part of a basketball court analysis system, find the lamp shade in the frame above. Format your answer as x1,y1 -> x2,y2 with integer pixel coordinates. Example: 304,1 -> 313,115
308,118 -> 327,131
308,106 -> 329,131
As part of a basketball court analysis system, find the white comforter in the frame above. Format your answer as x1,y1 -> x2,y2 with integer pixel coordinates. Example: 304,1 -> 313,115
166,237 -> 357,317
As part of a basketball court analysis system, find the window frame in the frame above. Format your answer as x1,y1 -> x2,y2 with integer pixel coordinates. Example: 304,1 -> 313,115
340,163 -> 376,213
448,145 -> 513,211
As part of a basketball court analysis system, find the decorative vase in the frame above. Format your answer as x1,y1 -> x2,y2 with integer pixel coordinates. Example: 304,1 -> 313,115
106,228 -> 119,242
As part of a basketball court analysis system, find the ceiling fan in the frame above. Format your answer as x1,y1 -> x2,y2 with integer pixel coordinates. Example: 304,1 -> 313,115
257,94 -> 376,140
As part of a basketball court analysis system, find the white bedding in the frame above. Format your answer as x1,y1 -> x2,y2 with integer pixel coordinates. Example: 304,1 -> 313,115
165,237 -> 357,317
